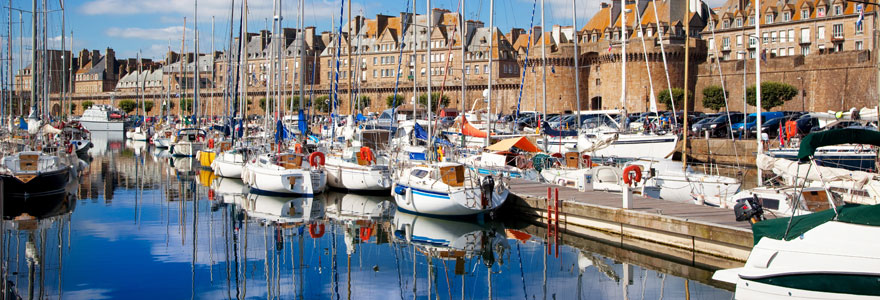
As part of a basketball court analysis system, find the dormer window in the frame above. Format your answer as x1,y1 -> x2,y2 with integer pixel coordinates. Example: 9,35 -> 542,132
783,11 -> 791,21
735,18 -> 743,27
748,16 -> 755,26
817,7 -> 826,17
723,19 -> 730,29
833,5 -> 842,16
765,13 -> 774,24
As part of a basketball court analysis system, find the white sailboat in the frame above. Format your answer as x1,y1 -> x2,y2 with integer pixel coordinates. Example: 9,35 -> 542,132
324,145 -> 392,191
170,128 -> 207,157
241,152 -> 327,196
393,162 -> 508,216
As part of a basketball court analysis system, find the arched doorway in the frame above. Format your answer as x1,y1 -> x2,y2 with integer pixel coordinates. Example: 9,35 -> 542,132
51,103 -> 61,116
590,96 -> 602,110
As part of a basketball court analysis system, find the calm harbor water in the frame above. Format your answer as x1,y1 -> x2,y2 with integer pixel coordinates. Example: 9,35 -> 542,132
2,135 -> 734,299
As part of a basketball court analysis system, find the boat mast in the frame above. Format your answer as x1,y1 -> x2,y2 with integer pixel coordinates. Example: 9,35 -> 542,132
211,16 -> 215,121
460,0 -> 466,148
240,0 -> 249,139
572,0 -> 581,159
194,0 -> 200,123
68,31 -> 73,118
29,0 -> 36,118
682,0 -> 691,171
427,0 -> 433,151
620,0 -> 626,113
485,0 -> 493,148
412,0 -> 417,120
347,0 -> 352,115
298,0 -> 306,144
60,0 -> 65,120
755,0 -> 763,183
540,0 -> 547,150
180,17 -> 187,119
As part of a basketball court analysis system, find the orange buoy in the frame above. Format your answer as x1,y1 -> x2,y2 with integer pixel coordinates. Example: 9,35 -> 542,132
308,152 -> 326,167
309,223 -> 325,238
359,226 -> 372,242
294,143 -> 304,154
581,154 -> 593,168
622,165 -> 643,186
208,138 -> 215,149
358,146 -> 374,163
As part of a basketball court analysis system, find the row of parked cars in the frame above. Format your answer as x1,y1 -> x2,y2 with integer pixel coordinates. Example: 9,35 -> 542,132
688,111 -> 830,139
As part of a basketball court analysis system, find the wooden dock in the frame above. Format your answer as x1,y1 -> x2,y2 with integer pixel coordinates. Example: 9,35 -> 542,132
504,178 -> 753,261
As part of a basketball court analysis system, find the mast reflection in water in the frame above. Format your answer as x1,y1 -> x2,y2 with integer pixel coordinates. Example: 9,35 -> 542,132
0,138 -> 733,299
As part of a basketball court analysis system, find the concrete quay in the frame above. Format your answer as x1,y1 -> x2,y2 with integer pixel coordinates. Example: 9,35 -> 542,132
504,178 -> 753,261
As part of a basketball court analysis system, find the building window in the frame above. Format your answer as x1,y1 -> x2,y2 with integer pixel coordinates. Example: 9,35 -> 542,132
596,79 -> 601,86
749,35 -> 757,47
749,50 -> 756,59
783,11 -> 791,21
748,16 -> 755,26
801,9 -> 809,19
765,14 -> 774,24
788,47 -> 795,56
832,24 -> 842,39
833,5 -> 842,16
736,35 -> 743,46
856,21 -> 864,35
736,18 -> 743,27
817,7 -> 826,17
817,26 -> 825,40
722,37 -> 730,49
856,41 -> 864,50
465,66 -> 470,74
474,65 -> 480,74
763,32 -> 769,44
801,45 -> 810,56
780,31 -> 787,43
788,29 -> 795,42
834,43 -> 843,52
484,65 -> 489,74
771,31 -> 778,43
723,20 -> 730,29
801,28 -> 810,43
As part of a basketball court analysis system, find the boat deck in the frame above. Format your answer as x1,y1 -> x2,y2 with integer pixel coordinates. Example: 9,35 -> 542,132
505,178 -> 754,261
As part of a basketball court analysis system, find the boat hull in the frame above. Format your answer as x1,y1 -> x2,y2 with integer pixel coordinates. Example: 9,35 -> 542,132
79,120 -> 125,132
325,161 -> 391,191
0,167 -> 71,199
242,165 -> 327,196
211,154 -> 244,179
392,183 -> 508,217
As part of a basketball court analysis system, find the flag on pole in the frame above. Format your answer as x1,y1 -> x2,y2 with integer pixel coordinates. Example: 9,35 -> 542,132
608,43 -> 613,52
761,49 -> 767,62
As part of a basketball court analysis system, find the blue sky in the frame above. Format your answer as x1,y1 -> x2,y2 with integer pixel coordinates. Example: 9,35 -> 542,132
3,0 -> 726,66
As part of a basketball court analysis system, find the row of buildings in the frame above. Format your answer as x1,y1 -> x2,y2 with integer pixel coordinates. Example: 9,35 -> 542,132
12,0 -> 879,115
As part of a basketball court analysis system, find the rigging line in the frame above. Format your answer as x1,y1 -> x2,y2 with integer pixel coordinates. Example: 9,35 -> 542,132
708,18 -> 742,169
386,0 -> 412,146
650,0 -> 677,126
513,0 -> 537,125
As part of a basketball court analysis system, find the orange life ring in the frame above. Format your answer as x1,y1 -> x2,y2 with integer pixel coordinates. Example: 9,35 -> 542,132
359,226 -> 372,242
308,152 -> 326,167
622,165 -> 643,185
358,146 -> 374,163
309,223 -> 325,238
581,154 -> 593,168
208,138 -> 215,149
294,143 -> 303,154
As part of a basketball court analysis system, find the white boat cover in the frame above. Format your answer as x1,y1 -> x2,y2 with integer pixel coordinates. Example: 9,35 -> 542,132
808,106 -> 879,122
41,124 -> 62,134
757,154 -> 875,189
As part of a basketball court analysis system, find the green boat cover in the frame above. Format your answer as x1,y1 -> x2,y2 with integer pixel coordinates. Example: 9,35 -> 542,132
752,204 -> 880,245
797,128 -> 880,161
531,153 -> 552,172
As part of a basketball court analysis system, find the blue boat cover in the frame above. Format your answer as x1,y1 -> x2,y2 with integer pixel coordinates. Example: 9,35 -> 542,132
542,121 -> 577,137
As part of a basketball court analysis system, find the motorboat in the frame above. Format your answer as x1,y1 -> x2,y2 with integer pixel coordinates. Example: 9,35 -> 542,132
324,145 -> 392,191
76,104 -> 127,132
537,152 -> 624,192
392,161 -> 508,217
170,128 -> 206,157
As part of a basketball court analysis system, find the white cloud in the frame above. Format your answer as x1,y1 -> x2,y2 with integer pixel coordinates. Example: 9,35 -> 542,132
105,26 -> 187,41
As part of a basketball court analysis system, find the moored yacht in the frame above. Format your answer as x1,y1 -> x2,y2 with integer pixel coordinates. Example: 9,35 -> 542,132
77,104 -> 127,132
0,151 -> 72,199
170,128 -> 206,157
392,162 -> 508,217
241,151 -> 327,196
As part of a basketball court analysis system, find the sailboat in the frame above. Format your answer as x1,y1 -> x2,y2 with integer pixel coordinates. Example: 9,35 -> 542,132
391,0 -> 508,217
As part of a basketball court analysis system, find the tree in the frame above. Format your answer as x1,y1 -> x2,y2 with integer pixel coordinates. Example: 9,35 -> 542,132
117,99 -> 138,113
701,85 -> 728,111
418,92 -> 450,108
180,98 -> 194,113
144,101 -> 155,113
657,88 -> 692,111
259,97 -> 273,110
81,101 -> 95,110
288,96 -> 301,109
746,81 -> 798,111
354,95 -> 371,111
313,95 -> 331,113
386,94 -> 404,108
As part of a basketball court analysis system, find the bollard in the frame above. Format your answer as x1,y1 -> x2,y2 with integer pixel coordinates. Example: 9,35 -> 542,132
622,182 -> 633,209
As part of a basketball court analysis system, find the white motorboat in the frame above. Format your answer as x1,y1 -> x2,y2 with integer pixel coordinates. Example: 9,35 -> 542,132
127,126 -> 151,141
728,186 -> 841,217
713,203 -> 880,299
241,152 -> 327,196
392,162 -> 508,217
170,128 -> 206,157
324,146 -> 392,191
76,104 -> 126,132
211,147 -> 248,179
538,153 -> 623,192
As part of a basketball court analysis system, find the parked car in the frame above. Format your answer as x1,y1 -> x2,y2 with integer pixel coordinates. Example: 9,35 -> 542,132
733,112 -> 784,138
754,115 -> 800,139
689,113 -> 721,135
695,112 -> 744,138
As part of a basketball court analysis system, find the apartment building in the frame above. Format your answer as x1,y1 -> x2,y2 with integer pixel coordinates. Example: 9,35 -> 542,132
705,0 -> 875,61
